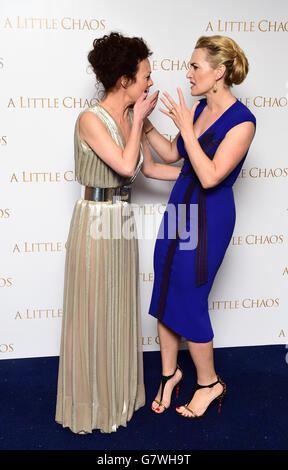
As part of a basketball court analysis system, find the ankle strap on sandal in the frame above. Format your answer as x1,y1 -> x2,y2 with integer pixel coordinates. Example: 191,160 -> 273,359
162,364 -> 182,381
159,364 -> 183,404
195,375 -> 221,391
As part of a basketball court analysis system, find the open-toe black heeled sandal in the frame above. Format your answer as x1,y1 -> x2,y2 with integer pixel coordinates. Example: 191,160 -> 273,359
176,375 -> 226,418
152,364 -> 183,413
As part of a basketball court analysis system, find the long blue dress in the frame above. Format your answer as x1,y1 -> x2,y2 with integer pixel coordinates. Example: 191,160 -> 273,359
148,98 -> 256,342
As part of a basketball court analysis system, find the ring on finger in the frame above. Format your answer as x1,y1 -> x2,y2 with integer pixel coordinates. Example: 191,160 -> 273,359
169,107 -> 174,114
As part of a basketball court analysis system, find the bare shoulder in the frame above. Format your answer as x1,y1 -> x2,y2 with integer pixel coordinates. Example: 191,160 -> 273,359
79,109 -> 104,128
226,120 -> 255,142
78,109 -> 107,141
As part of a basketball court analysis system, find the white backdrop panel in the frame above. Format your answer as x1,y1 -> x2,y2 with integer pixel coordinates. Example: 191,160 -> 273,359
0,0 -> 287,359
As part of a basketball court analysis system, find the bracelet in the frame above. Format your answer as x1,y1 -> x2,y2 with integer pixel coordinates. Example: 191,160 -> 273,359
145,126 -> 154,135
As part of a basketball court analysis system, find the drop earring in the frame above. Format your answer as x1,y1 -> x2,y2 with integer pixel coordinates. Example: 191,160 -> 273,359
213,82 -> 217,93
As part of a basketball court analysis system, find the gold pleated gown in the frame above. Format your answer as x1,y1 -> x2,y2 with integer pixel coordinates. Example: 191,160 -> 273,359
55,104 -> 145,434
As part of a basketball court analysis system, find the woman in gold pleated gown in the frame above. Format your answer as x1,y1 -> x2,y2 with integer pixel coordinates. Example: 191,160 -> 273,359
55,32 -> 180,434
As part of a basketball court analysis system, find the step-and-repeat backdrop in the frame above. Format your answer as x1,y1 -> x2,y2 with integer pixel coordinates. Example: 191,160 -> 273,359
1,0 -> 287,359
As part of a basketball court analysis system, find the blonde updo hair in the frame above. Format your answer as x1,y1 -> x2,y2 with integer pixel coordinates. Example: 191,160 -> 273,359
195,35 -> 249,87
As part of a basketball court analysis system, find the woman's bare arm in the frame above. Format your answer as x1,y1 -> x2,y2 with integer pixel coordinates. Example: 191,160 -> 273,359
161,89 -> 256,188
141,133 -> 181,180
79,90 -> 159,178
143,118 -> 182,164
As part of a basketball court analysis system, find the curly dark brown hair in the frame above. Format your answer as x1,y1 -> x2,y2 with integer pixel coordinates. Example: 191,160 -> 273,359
88,32 -> 152,92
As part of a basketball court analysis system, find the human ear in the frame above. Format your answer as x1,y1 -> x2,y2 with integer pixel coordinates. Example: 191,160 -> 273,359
120,76 -> 132,89
216,64 -> 226,80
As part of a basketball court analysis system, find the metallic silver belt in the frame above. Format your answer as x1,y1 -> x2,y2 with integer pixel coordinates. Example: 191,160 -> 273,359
81,186 -> 131,203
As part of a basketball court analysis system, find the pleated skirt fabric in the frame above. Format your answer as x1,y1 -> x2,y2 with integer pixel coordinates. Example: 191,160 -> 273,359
55,198 -> 145,434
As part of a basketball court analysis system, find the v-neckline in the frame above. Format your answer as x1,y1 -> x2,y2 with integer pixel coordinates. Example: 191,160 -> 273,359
195,99 -> 238,140
97,102 -> 132,145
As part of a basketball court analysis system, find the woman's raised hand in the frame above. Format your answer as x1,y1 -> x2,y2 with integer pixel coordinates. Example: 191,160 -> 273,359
134,90 -> 159,123
160,88 -> 200,134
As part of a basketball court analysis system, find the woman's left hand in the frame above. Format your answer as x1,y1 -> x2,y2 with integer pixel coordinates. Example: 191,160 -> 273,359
160,88 -> 200,135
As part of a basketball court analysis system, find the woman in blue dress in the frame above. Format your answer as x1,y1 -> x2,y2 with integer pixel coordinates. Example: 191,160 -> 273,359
143,35 -> 256,418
